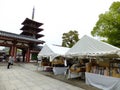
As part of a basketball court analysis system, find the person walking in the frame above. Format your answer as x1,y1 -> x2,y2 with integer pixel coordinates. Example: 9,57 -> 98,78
7,56 -> 14,69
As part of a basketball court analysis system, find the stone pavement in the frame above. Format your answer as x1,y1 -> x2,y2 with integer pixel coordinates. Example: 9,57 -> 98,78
0,63 -> 84,90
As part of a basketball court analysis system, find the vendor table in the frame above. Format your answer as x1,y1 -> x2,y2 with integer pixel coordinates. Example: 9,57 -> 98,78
85,72 -> 120,90
67,70 -> 82,79
53,67 -> 68,75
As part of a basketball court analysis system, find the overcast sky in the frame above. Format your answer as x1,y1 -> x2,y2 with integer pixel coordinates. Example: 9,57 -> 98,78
0,0 -> 118,46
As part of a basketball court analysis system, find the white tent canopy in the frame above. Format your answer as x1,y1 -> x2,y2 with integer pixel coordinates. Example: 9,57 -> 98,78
65,35 -> 120,57
38,44 -> 70,61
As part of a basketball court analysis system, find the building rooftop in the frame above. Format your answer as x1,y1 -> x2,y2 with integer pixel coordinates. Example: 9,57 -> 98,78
21,18 -> 43,27
0,30 -> 45,44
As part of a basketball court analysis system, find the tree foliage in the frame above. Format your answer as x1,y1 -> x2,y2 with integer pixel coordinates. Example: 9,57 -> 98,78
62,30 -> 79,48
91,1 -> 120,47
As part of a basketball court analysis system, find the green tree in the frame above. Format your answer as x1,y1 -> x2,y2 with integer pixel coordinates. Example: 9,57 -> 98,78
62,30 -> 79,48
91,1 -> 120,47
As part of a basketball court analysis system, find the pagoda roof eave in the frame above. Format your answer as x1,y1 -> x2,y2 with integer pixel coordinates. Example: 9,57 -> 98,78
36,34 -> 44,38
22,18 -> 43,27
20,32 -> 44,38
20,25 -> 43,32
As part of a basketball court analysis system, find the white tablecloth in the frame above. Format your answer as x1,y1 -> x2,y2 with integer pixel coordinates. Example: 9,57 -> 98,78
67,70 -> 82,79
85,72 -> 120,90
53,67 -> 67,75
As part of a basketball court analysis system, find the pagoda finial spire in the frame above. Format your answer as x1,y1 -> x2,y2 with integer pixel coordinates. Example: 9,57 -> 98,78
32,6 -> 35,20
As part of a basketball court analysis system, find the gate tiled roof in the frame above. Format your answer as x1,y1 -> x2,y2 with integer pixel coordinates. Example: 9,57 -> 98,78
0,30 -> 45,44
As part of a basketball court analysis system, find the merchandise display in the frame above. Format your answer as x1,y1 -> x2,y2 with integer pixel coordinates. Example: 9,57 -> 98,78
85,59 -> 120,90
86,59 -> 120,78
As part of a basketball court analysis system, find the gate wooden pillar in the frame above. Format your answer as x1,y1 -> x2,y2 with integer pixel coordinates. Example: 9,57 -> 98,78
10,45 -> 17,61
14,46 -> 17,61
26,48 -> 30,62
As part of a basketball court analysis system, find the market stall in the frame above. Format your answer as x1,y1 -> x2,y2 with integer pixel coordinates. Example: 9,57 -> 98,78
38,44 -> 69,74
67,59 -> 86,79
67,65 -> 85,79
40,57 -> 51,71
65,35 -> 120,89
51,56 -> 68,75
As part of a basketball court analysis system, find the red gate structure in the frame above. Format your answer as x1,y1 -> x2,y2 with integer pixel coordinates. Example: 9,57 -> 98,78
0,18 -> 45,62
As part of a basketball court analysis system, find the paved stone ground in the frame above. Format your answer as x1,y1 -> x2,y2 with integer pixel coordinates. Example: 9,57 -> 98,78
0,62 -> 100,90
0,62 -> 84,90
19,62 -> 100,90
